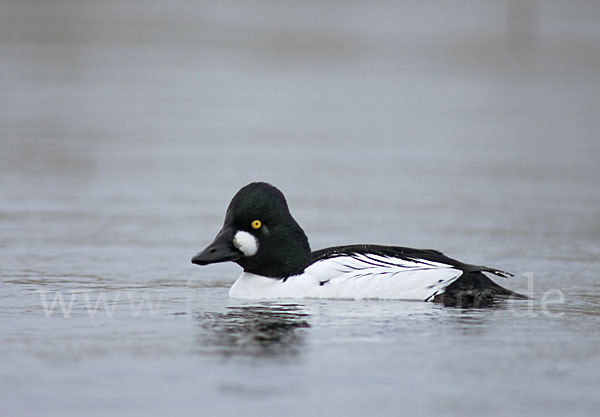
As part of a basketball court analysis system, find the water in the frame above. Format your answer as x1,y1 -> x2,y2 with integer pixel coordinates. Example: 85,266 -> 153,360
1,1 -> 600,416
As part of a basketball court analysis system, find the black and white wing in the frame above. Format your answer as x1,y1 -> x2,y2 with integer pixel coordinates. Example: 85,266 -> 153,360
304,247 -> 465,300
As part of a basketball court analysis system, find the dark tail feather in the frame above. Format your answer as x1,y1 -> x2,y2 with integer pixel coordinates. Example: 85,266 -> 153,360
432,271 -> 526,307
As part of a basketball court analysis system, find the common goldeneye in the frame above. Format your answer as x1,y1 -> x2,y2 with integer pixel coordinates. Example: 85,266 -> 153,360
191,182 -> 523,306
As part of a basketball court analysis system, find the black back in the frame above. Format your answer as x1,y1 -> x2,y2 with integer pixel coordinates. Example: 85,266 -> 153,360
310,244 -> 513,278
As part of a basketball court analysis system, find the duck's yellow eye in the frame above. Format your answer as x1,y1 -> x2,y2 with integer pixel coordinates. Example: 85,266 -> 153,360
251,219 -> 262,229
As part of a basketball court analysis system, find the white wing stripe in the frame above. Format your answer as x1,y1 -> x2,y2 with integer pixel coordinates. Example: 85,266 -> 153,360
302,253 -> 463,300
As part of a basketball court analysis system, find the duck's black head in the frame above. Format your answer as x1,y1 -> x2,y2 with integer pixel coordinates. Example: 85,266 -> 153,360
191,182 -> 311,278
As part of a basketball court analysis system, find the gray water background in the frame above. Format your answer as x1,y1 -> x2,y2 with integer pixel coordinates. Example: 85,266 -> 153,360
1,1 -> 599,416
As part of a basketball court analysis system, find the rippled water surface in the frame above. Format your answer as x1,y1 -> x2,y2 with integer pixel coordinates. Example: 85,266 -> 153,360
1,1 -> 600,416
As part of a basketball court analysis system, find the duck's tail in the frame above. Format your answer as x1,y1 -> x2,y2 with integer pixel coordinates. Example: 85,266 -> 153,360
432,271 -> 527,307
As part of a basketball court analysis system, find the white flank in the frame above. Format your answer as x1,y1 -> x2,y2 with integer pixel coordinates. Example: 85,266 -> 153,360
233,231 -> 259,256
229,253 -> 463,301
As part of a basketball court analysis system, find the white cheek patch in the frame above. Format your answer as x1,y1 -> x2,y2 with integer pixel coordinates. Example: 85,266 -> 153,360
233,231 -> 259,257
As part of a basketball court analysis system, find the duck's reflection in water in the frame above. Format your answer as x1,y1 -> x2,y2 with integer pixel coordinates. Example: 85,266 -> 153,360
195,303 -> 310,358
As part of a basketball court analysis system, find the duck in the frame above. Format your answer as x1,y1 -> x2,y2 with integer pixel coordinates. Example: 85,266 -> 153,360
191,182 -> 524,306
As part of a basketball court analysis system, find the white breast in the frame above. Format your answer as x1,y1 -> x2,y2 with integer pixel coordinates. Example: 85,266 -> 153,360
228,253 -> 464,301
